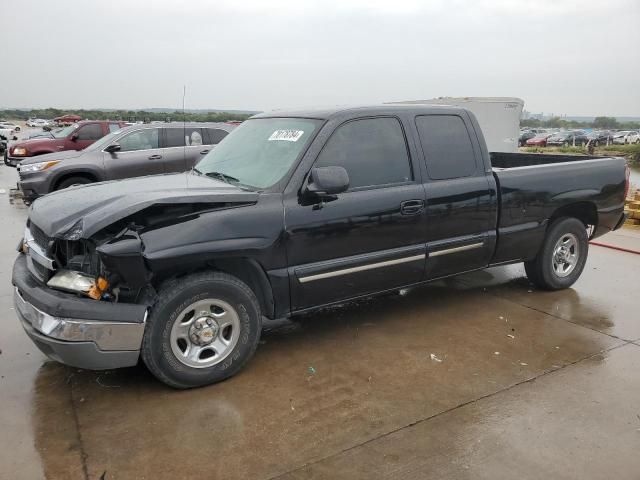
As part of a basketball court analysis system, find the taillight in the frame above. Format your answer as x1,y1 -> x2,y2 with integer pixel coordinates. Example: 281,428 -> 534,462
624,165 -> 630,199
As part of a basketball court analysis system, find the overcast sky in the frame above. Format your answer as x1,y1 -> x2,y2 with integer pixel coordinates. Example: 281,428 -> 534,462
2,0 -> 638,116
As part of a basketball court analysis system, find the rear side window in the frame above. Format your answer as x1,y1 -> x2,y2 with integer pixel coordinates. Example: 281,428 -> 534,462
165,127 -> 204,148
205,128 -> 229,145
76,123 -> 103,140
315,117 -> 412,189
415,115 -> 477,180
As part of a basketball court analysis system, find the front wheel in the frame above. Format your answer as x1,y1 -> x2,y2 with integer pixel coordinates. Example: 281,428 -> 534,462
141,271 -> 262,388
54,176 -> 93,191
524,217 -> 588,290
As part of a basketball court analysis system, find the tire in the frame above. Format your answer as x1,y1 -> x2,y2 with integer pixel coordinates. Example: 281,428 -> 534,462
635,139 -> 640,144
524,217 -> 588,290
54,176 -> 93,191
141,271 -> 262,388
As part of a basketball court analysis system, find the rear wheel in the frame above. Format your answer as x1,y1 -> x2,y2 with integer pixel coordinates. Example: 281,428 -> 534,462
141,271 -> 262,388
524,217 -> 588,290
54,176 -> 93,191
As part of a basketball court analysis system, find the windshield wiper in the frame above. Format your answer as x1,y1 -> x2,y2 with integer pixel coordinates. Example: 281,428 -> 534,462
204,171 -> 240,184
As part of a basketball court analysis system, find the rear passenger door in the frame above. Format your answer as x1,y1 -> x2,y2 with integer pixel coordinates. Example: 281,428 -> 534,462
415,113 -> 497,280
162,127 -> 207,172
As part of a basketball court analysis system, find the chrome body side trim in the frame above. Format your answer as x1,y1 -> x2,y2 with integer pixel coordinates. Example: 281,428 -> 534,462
298,254 -> 425,284
14,287 -> 144,351
429,242 -> 484,257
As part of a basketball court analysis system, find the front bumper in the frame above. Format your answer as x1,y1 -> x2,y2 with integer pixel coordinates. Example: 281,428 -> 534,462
6,155 -> 24,167
12,254 -> 148,370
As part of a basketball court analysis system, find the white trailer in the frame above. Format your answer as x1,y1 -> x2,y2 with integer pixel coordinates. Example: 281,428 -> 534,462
391,97 -> 524,153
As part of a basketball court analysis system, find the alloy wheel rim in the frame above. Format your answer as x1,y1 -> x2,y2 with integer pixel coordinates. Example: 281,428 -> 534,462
551,233 -> 579,278
169,298 -> 241,368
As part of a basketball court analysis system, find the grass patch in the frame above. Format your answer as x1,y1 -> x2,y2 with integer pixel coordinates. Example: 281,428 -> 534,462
520,143 -> 640,165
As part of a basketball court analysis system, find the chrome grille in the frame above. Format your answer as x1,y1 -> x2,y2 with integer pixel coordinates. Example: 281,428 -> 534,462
29,222 -> 50,250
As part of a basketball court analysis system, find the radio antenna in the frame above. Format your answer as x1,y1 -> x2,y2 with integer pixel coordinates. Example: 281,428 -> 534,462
182,85 -> 186,162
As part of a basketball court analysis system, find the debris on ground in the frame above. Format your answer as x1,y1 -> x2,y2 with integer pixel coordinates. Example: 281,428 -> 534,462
430,353 -> 443,363
308,366 -> 316,374
507,334 -> 515,339
520,362 -> 528,366
494,351 -> 500,355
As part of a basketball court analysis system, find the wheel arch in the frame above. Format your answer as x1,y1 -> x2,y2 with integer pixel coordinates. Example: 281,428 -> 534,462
150,258 -> 276,320
548,201 -> 598,236
51,169 -> 101,191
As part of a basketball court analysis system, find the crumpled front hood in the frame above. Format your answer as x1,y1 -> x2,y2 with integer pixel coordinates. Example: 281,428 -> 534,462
29,172 -> 259,239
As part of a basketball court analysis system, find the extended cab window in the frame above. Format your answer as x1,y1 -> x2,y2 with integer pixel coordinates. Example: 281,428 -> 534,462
316,117 -> 412,189
108,124 -> 121,133
76,124 -> 103,141
118,129 -> 159,152
415,115 -> 477,180
165,127 -> 204,148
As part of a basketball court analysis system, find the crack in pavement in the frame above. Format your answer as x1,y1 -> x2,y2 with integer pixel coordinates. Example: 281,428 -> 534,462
267,340 -> 636,480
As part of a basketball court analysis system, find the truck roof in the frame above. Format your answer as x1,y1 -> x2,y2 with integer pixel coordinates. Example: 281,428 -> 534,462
252,104 -> 470,121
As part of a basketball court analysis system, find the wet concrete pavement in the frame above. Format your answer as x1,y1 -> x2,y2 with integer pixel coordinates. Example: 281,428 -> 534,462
0,163 -> 639,479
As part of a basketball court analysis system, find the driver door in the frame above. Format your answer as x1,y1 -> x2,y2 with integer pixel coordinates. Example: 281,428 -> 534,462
103,128 -> 166,179
284,116 -> 427,311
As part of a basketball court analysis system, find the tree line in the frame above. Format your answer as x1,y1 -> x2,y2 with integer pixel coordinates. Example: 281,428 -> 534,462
521,116 -> 640,130
0,108 -> 252,123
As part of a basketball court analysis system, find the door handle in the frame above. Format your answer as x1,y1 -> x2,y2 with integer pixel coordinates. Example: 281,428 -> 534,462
148,154 -> 162,160
400,199 -> 425,215
200,149 -> 210,155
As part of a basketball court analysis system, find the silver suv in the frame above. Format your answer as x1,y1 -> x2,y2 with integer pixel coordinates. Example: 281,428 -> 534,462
16,122 -> 234,201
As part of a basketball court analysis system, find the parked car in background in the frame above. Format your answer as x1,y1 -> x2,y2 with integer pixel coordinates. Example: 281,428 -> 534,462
16,122 -> 233,201
0,121 -> 21,132
546,130 -> 588,147
519,130 -> 537,146
525,133 -> 553,147
586,130 -> 612,146
26,118 -> 51,128
612,130 -> 640,144
54,114 -> 82,125
0,126 -> 17,144
6,120 -> 127,167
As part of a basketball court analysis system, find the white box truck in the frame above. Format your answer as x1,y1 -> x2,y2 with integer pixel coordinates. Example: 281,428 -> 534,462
390,97 -> 524,153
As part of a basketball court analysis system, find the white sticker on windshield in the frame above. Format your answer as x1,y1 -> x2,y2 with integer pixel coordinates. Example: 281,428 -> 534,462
268,130 -> 304,142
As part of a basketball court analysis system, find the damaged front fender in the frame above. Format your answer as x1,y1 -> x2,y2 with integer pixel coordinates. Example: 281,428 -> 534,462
97,233 -> 150,290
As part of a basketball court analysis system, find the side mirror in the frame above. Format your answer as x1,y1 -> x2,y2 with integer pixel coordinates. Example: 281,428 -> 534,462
70,133 -> 79,141
305,166 -> 349,198
104,143 -> 121,153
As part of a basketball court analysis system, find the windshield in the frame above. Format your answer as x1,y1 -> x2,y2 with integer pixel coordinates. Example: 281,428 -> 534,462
194,118 -> 322,190
51,124 -> 78,138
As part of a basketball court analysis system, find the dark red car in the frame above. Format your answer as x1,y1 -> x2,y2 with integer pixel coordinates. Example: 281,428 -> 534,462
54,114 -> 83,125
525,133 -> 553,147
6,120 -> 126,167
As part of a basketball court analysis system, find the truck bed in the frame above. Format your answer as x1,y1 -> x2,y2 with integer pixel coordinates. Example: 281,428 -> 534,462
488,151 -> 627,265
490,152 -> 603,169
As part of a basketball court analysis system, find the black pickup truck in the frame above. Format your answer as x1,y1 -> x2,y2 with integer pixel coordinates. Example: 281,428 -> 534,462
12,105 -> 629,388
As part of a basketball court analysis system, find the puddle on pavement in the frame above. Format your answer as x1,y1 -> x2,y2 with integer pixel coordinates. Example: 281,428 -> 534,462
27,274 -> 622,480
